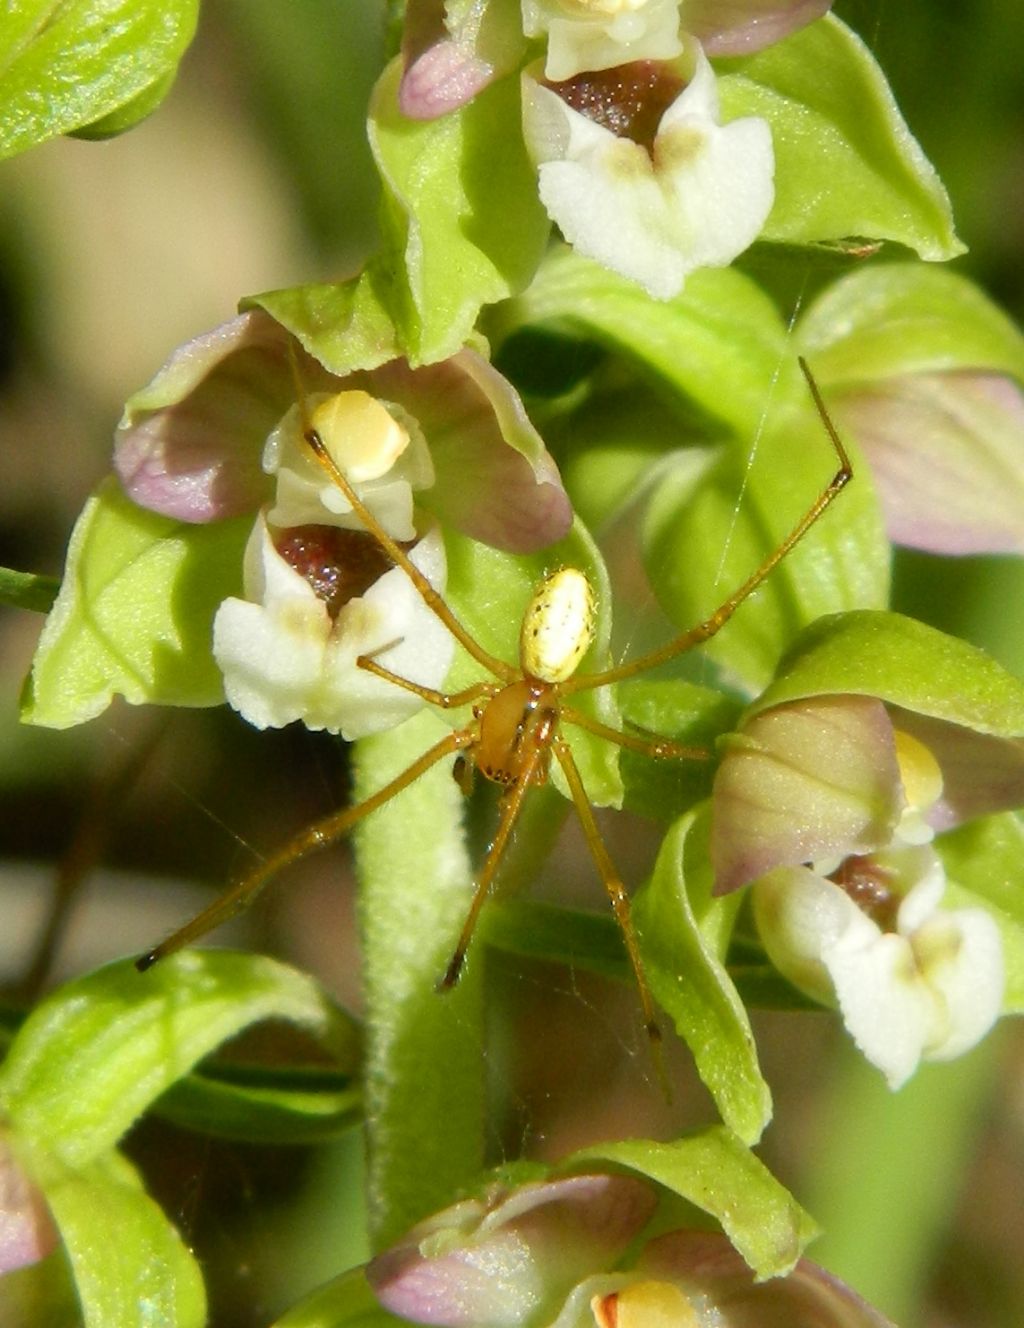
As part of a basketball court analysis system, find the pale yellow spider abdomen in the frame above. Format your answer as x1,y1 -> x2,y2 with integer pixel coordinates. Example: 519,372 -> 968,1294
520,567 -> 597,684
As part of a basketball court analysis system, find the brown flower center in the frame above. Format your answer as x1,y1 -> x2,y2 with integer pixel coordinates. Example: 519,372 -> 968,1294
544,60 -> 685,153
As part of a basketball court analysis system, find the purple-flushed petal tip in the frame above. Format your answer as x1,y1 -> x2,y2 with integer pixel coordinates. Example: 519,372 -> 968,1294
637,1231 -> 897,1326
400,41 -> 497,119
687,0 -> 832,55
113,311 -> 300,523
0,1140 -> 59,1274
831,371 -> 1024,556
368,1174 -> 656,1327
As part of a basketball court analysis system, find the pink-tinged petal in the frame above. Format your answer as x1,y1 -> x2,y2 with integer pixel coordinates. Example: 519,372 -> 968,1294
400,39 -> 497,118
634,1230 -> 896,1325
686,0 -> 832,55
368,1174 -> 656,1327
890,708 -> 1024,831
0,1137 -> 59,1273
829,372 -> 1024,555
712,695 -> 903,894
361,351 -> 572,552
113,311 -> 326,522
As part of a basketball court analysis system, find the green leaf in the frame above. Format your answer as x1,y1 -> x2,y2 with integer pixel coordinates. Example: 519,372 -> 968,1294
42,1151 -> 205,1328
0,952 -> 359,1169
753,610 -> 1024,737
0,566 -> 59,613
564,1127 -> 818,1278
21,477 -> 248,728
0,0 -> 198,160
368,59 -> 549,363
352,709 -> 485,1248
633,808 -> 772,1144
717,15 -> 962,260
153,1063 -> 362,1145
642,389 -> 889,691
494,249 -> 790,437
271,1268 -> 401,1328
796,263 -> 1024,386
938,814 -> 1024,1012
482,899 -> 630,984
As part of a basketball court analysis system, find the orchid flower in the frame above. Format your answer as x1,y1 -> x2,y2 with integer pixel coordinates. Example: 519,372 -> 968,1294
368,1172 -> 894,1328
111,309 -> 571,739
712,683 -> 1024,1086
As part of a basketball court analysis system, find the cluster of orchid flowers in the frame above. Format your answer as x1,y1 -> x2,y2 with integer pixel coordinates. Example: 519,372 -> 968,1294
14,0 -> 1024,1322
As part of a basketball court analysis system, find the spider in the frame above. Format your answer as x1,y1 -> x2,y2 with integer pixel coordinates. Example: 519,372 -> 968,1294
137,358 -> 851,1050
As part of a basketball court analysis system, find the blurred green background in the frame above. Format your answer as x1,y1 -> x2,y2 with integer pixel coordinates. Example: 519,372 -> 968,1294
1,1 -> 1023,1324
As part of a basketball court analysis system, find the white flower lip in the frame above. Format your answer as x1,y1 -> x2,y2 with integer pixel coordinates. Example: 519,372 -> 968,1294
521,47 -> 774,300
755,848 -> 1005,1089
522,0 -> 684,80
213,515 -> 454,741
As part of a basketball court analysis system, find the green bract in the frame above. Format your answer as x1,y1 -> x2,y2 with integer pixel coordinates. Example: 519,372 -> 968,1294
633,809 -> 771,1144
0,0 -> 198,160
717,14 -> 962,259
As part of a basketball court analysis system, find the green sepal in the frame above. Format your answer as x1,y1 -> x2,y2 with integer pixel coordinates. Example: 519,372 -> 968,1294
563,1127 -> 818,1278
0,567 -> 59,614
244,275 -> 404,380
368,59 -> 549,364
796,263 -> 1024,386
21,477 -> 248,728
0,0 -> 198,160
751,610 -> 1024,737
718,14 -> 962,260
271,1268 -> 402,1328
40,1150 -> 205,1328
642,392 -> 889,692
633,806 -> 772,1145
0,952 -> 360,1169
937,813 -> 1024,1012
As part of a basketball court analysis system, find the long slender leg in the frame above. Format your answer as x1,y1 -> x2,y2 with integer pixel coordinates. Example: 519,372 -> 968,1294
137,726 -> 476,971
562,357 -> 852,695
551,734 -> 663,1061
560,705 -> 708,761
439,742 -> 549,991
356,654 -> 498,710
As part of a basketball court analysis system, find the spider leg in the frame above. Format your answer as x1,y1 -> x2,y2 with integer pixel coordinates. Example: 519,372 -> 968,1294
438,741 -> 549,991
356,653 -> 498,710
562,357 -> 852,695
550,733 -> 665,1074
560,705 -> 708,761
136,726 -> 476,971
